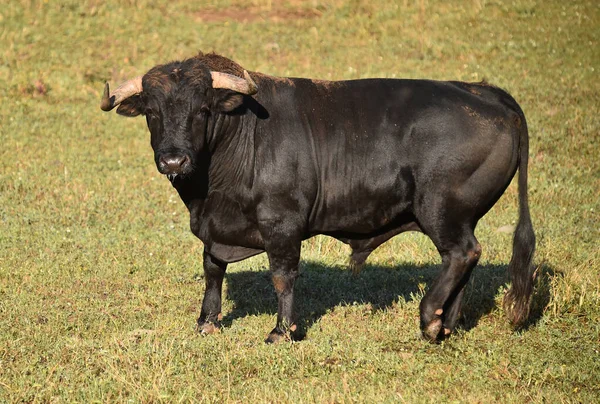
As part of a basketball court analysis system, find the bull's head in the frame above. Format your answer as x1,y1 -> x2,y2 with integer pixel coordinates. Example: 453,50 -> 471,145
100,56 -> 258,180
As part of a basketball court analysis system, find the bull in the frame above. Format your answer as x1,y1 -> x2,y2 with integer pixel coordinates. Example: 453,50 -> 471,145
100,52 -> 535,342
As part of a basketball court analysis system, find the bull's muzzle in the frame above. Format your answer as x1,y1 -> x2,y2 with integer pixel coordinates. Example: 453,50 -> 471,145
157,153 -> 191,177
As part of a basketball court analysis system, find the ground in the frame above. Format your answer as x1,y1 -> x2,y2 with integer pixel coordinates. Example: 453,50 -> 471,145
0,0 -> 599,402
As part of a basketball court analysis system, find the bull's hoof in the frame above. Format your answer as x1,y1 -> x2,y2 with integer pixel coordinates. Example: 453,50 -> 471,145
265,325 -> 297,344
265,331 -> 289,344
197,321 -> 221,335
422,324 -> 454,343
421,308 -> 445,343
422,318 -> 443,342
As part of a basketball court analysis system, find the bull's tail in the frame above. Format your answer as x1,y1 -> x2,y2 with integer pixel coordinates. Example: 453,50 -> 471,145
503,113 -> 536,327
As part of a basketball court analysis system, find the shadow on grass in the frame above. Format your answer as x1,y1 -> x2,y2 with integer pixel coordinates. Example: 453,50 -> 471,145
223,261 -> 557,338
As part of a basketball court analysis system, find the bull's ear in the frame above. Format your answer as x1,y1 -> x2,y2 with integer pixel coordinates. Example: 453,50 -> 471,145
116,94 -> 144,117
214,90 -> 244,113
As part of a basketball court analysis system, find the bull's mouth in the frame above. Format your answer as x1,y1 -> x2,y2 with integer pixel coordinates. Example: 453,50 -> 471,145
163,169 -> 193,183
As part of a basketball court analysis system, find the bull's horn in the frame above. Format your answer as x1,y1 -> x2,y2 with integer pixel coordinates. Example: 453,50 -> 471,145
210,70 -> 258,95
100,75 -> 143,111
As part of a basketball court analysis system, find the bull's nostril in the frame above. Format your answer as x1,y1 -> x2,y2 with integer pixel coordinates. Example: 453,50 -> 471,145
158,154 -> 191,174
158,157 -> 169,171
177,155 -> 189,168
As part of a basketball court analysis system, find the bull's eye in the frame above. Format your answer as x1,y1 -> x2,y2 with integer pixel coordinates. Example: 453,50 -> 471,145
146,109 -> 158,121
195,106 -> 210,120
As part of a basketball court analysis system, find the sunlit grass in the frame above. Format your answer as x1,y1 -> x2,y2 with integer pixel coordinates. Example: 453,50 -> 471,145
1,0 -> 599,401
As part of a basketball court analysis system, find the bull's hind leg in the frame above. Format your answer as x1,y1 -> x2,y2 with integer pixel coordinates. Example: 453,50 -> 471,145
347,221 -> 422,274
419,228 -> 481,342
349,248 -> 373,274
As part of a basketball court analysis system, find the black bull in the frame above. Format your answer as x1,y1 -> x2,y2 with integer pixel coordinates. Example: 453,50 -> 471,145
101,53 -> 535,342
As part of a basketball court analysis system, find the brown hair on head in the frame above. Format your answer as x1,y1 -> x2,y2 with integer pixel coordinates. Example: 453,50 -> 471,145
143,67 -> 174,92
142,52 -> 251,94
194,51 -> 245,76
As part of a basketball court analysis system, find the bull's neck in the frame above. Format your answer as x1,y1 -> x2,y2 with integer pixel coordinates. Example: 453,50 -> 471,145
205,109 -> 256,193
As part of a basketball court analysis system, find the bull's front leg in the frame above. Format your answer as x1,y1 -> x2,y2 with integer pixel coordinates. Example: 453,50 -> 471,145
261,221 -> 302,343
197,251 -> 227,334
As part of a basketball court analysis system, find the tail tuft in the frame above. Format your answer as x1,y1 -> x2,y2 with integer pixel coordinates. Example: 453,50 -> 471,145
503,218 -> 536,326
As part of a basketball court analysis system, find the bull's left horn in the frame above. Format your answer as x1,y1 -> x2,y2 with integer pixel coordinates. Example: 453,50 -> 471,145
100,75 -> 143,111
210,70 -> 258,95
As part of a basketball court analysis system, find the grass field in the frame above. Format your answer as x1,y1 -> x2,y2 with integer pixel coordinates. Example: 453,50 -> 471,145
1,0 -> 599,401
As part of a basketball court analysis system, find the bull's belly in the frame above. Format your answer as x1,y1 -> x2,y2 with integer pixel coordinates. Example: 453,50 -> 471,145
309,196 -> 413,237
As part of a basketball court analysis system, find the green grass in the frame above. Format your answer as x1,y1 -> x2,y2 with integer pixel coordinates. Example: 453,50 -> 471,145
1,0 -> 599,401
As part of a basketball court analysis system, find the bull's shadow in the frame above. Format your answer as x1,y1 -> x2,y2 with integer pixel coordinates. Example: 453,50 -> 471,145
223,261 -> 556,338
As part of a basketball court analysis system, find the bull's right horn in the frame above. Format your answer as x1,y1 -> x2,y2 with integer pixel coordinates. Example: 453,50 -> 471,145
100,76 -> 143,111
210,70 -> 258,95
